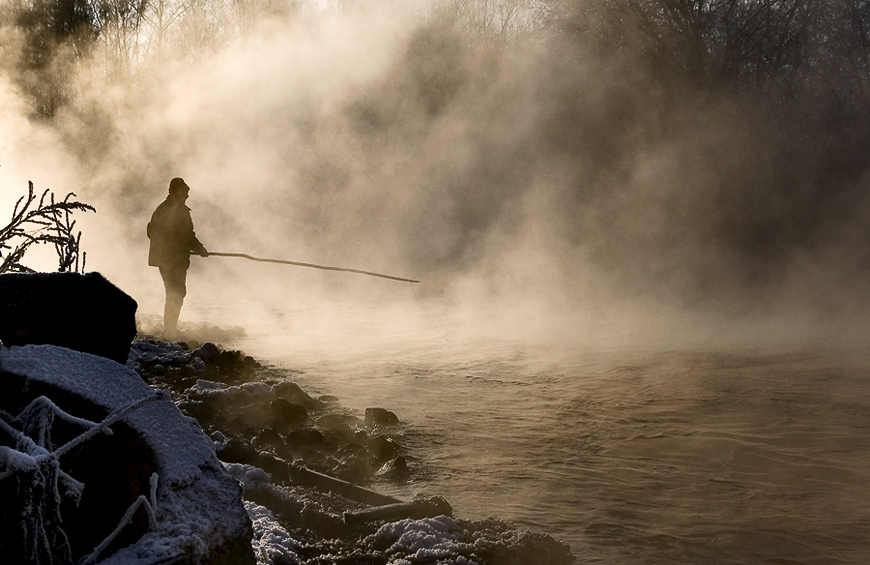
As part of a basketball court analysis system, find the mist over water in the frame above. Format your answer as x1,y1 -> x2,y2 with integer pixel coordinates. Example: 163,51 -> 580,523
218,310 -> 870,563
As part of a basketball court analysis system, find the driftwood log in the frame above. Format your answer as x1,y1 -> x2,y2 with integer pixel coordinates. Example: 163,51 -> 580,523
287,462 -> 402,507
342,496 -> 454,524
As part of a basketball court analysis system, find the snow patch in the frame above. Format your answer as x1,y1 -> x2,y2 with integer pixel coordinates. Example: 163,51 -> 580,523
246,501 -> 301,565
369,516 -> 484,565
0,344 -> 254,564
128,341 -> 191,366
224,462 -> 272,490
0,344 -> 215,485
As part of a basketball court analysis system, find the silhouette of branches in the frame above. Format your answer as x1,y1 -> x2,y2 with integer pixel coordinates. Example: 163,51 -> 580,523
0,181 -> 95,274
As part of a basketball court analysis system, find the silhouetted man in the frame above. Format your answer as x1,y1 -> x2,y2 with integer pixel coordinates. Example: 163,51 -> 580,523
147,177 -> 208,338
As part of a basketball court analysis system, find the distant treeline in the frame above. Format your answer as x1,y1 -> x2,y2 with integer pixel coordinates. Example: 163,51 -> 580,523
6,1 -> 870,116
545,1 -> 870,286
2,0 -> 309,117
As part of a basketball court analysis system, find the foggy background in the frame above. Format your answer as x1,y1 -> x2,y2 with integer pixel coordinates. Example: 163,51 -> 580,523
3,0 -> 870,350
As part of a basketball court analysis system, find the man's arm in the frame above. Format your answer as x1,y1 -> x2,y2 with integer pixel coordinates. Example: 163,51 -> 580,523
188,227 -> 208,257
182,206 -> 208,257
189,234 -> 208,257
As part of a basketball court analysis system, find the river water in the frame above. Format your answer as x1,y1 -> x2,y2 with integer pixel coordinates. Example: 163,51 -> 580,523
186,299 -> 870,564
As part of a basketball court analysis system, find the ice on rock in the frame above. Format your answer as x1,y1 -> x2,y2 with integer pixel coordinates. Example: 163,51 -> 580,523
370,516 -> 484,565
224,462 -> 272,490
189,357 -> 207,373
246,501 -> 301,565
195,379 -> 228,391
188,380 -> 272,402
129,341 -> 191,366
0,344 -> 255,564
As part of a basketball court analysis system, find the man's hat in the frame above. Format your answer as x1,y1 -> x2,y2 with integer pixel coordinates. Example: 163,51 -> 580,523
168,177 -> 189,195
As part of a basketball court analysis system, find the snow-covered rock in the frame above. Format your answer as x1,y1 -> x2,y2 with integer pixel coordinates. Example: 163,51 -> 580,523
0,344 -> 255,564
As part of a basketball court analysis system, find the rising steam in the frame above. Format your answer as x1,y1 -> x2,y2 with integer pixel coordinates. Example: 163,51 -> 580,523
2,1 -> 870,349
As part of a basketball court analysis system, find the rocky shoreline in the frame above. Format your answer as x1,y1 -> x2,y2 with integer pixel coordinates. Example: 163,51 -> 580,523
129,332 -> 575,565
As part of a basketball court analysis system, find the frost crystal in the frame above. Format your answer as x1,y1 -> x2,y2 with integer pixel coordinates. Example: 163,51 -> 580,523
0,391 -> 164,564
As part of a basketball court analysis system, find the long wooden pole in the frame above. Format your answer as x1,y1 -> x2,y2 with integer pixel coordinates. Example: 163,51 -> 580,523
205,251 -> 420,283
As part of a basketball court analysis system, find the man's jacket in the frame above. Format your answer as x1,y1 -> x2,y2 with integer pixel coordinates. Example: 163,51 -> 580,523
147,198 -> 206,269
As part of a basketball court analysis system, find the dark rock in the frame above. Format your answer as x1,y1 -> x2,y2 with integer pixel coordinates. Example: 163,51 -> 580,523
273,553 -> 302,565
181,359 -> 206,377
285,428 -> 324,449
335,442 -> 367,461
469,518 -> 576,565
353,430 -> 370,445
333,457 -> 373,483
274,381 -> 317,408
193,342 -> 221,361
376,456 -> 409,480
226,416 -> 252,434
258,452 -> 290,483
299,450 -> 329,469
254,427 -> 285,450
367,435 -> 400,462
219,437 -> 258,465
270,398 -> 308,426
309,456 -> 341,475
323,423 -> 356,446
177,399 -> 217,423
335,443 -> 375,483
181,322 -> 246,344
216,350 -> 242,367
0,272 -> 137,364
365,407 -> 399,427
389,456 -> 408,472
316,413 -> 359,428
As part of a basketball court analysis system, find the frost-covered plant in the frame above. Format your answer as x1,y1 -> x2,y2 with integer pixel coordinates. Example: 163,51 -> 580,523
0,181 -> 95,274
0,401 -> 89,564
0,392 -> 165,564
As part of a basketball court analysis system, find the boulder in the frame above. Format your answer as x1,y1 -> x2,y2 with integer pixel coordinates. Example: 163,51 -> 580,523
0,272 -> 137,364
285,428 -> 324,449
253,427 -> 286,451
0,344 -> 255,565
367,435 -> 400,462
269,398 -> 308,427
365,407 -> 399,427
274,381 -> 320,409
219,437 -> 259,465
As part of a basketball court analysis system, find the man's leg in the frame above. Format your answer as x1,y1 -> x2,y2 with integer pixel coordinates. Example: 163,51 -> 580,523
159,265 -> 188,338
